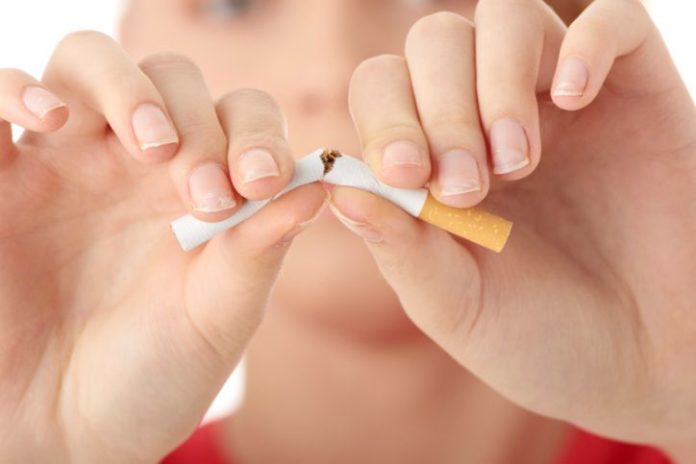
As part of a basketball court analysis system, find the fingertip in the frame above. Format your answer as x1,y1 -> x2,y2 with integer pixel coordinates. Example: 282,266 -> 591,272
188,199 -> 242,223
551,56 -> 594,111
184,161 -> 242,223
131,102 -> 180,163
376,164 -> 432,189
330,186 -> 383,224
488,117 -> 539,181
38,104 -> 69,131
138,140 -> 180,164
430,148 -> 489,208
19,85 -> 69,132
368,139 -> 431,189
231,144 -> 294,201
492,162 -> 536,182
551,89 -> 599,113
279,182 -> 327,224
216,88 -> 294,200
431,187 -> 487,209
232,182 -> 327,252
330,186 -> 423,245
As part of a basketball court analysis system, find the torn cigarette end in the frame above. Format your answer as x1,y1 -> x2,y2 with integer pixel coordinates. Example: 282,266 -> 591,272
418,193 -> 513,253
321,148 -> 342,174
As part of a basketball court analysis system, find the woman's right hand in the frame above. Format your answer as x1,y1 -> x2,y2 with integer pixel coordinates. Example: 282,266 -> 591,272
0,31 -> 325,463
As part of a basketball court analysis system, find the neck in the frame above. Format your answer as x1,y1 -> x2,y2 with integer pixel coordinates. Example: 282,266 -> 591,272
222,308 -> 572,464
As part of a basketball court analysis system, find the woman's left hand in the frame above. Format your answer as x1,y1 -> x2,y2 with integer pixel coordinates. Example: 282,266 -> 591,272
331,0 -> 696,459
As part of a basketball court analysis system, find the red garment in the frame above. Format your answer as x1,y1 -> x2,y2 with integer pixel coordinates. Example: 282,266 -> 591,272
162,420 -> 672,464
162,420 -> 230,464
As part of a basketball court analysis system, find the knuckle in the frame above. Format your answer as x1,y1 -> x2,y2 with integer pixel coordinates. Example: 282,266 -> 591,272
139,52 -> 202,77
621,0 -> 651,23
218,87 -> 278,109
569,11 -> 612,44
365,122 -> 424,147
56,30 -> 113,53
619,0 -> 647,11
407,11 -> 473,45
0,68 -> 30,82
474,0 -> 546,36
229,132 -> 288,156
351,54 -> 405,85
425,112 -> 483,139
217,88 -> 286,133
476,0 -> 533,13
181,121 -> 227,152
171,134 -> 228,176
424,106 -> 481,128
474,0 -> 542,26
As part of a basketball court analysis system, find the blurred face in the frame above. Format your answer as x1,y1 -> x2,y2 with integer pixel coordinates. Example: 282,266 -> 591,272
121,0 -> 476,340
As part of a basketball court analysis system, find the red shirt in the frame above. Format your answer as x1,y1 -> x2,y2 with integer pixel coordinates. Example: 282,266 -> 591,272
162,420 -> 672,464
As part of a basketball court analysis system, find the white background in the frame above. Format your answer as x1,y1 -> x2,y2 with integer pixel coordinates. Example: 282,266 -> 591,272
0,1 -> 693,423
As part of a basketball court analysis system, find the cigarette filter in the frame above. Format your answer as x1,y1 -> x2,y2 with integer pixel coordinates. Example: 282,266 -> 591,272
170,148 -> 513,253
418,194 -> 512,253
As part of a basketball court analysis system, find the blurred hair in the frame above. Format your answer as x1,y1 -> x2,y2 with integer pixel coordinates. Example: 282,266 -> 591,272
545,0 -> 594,23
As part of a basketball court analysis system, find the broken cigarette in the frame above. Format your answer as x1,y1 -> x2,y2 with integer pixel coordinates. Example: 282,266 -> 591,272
170,148 -> 513,253
322,149 -> 512,253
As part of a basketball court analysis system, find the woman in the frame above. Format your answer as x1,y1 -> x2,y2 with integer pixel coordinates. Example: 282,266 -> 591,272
0,0 -> 694,462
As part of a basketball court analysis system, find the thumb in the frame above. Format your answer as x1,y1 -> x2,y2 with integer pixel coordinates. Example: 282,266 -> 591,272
74,183 -> 327,462
184,182 -> 328,361
329,185 -> 484,342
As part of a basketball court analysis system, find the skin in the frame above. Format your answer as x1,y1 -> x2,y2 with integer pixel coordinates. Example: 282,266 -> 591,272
0,0 -> 694,463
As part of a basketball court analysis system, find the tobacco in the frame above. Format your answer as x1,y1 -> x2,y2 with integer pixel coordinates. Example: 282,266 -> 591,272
320,148 -> 342,175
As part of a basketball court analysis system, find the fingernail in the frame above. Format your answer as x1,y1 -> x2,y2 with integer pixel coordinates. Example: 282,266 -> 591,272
490,118 -> 530,175
132,103 -> 179,151
328,204 -> 383,244
189,163 -> 237,213
278,195 -> 329,245
239,148 -> 280,184
553,57 -> 589,98
382,140 -> 424,168
438,150 -> 481,196
22,86 -> 66,119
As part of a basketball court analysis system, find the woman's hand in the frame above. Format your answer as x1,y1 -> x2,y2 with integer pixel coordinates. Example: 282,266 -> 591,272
0,32 -> 325,463
332,0 -> 696,459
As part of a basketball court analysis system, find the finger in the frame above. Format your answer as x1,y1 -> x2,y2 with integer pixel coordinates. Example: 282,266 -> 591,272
139,53 -> 239,222
348,54 -> 431,189
0,68 -> 68,133
474,0 -> 566,180
43,31 -> 179,163
0,68 -> 69,161
217,89 -> 295,201
551,0 -> 668,110
404,12 -> 489,208
329,186 -> 482,337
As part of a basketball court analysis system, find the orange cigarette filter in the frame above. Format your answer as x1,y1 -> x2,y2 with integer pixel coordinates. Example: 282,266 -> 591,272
418,193 -> 513,253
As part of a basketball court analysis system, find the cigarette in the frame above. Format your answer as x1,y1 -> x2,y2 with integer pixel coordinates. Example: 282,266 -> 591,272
170,148 -> 513,253
171,148 -> 327,252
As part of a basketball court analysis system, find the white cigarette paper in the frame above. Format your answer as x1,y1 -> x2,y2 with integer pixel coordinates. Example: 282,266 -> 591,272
171,148 -> 326,251
170,148 -> 512,252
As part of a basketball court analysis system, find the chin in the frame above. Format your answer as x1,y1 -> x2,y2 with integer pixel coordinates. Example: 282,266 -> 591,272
269,210 -> 425,344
